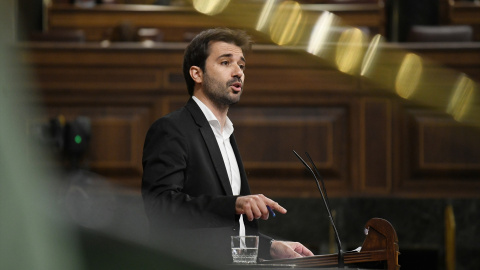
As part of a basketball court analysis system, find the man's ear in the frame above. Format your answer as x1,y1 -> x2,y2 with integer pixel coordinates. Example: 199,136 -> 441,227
189,66 -> 203,83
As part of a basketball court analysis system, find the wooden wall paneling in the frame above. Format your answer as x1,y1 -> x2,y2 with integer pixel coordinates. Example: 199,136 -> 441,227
90,110 -> 147,172
20,45 -> 180,66
419,122 -> 480,171
438,0 -> 449,27
41,103 -> 152,188
47,3 -> 386,42
162,95 -> 191,116
229,98 -> 352,197
47,5 -> 222,42
19,43 -> 188,187
403,43 -> 480,83
18,42 -> 480,197
364,43 -> 480,94
248,47 -> 330,68
398,108 -> 480,197
246,67 -> 358,93
46,3 -> 264,43
359,97 -> 392,194
404,66 -> 462,113
445,0 -> 480,41
164,68 -> 186,90
413,47 -> 480,68
390,99 -> 403,196
34,67 -> 164,91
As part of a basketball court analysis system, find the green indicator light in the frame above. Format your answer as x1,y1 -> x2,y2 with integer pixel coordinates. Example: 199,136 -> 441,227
74,135 -> 82,144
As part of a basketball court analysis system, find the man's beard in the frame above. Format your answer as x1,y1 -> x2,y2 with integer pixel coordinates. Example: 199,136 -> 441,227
203,72 -> 242,108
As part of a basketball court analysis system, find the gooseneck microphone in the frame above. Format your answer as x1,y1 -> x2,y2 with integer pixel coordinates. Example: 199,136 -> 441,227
293,150 -> 344,268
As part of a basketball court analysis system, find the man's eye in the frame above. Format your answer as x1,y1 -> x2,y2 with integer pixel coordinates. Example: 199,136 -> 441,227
221,61 -> 229,65
239,64 -> 245,70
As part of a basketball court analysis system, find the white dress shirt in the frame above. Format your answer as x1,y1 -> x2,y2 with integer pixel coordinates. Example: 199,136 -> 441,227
192,96 -> 245,236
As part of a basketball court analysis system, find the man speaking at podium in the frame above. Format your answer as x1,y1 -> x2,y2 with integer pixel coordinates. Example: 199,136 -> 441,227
142,28 -> 313,265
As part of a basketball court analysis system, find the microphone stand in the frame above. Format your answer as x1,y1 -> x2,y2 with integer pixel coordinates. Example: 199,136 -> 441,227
293,150 -> 344,268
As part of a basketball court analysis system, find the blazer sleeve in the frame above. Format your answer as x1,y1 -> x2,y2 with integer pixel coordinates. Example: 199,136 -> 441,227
141,115 -> 238,229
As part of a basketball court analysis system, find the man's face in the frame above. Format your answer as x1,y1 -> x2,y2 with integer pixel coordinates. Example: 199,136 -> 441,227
202,41 -> 246,107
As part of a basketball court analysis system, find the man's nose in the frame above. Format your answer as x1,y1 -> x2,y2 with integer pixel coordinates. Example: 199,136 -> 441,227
232,64 -> 244,77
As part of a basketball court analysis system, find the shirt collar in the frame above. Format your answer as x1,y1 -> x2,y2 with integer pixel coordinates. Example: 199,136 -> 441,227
192,96 -> 234,136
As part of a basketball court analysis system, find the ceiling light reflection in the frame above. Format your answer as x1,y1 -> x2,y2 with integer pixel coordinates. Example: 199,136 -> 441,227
447,74 -> 475,121
192,0 -> 230,16
335,28 -> 365,75
395,53 -> 423,99
269,1 -> 302,46
307,11 -> 335,56
256,0 -> 277,32
360,34 -> 384,77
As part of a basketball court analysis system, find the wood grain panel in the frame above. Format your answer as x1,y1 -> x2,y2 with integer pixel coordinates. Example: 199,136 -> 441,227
47,3 -> 385,42
49,6 -> 218,28
48,4 -> 246,42
230,105 -> 349,183
396,108 -> 480,197
18,42 -> 480,197
34,67 -> 163,91
359,98 -> 392,193
445,1 -> 480,41
164,69 -> 186,90
247,68 -> 357,92
415,115 -> 480,171
20,46 -> 184,66
43,105 -> 151,176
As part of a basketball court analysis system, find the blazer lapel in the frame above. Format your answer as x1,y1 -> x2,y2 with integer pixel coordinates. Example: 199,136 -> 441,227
186,99 -> 233,196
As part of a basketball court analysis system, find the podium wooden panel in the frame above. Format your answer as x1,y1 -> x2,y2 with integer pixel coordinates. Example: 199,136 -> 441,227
259,218 -> 400,270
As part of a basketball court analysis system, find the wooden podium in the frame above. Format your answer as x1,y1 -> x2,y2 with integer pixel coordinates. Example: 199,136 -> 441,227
258,218 -> 400,269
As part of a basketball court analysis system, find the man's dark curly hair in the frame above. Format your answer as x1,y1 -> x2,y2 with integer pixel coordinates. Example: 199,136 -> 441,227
183,28 -> 253,96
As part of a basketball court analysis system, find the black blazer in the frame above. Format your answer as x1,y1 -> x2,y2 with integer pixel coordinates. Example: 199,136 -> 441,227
142,98 -> 272,264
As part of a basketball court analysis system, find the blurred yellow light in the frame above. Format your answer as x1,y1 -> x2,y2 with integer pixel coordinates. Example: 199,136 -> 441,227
256,0 -> 277,32
335,28 -> 365,75
447,74 -> 475,121
192,0 -> 230,16
395,53 -> 423,99
269,1 -> 302,46
361,34 -> 383,77
307,11 -> 335,56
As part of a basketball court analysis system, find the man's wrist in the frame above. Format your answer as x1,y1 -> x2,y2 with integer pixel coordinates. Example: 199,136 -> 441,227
269,239 -> 275,256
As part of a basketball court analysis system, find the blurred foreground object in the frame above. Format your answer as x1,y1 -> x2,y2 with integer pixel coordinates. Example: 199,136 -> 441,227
0,1 -> 82,269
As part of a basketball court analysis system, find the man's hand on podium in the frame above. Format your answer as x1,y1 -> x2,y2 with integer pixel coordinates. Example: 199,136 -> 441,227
235,194 -> 287,221
270,241 -> 315,259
